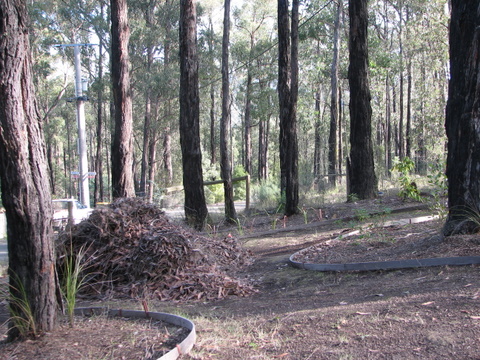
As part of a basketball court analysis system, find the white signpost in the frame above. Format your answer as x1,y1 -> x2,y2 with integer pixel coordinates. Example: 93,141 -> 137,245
57,43 -> 97,208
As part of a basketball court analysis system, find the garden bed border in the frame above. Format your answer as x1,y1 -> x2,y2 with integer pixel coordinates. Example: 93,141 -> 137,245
74,307 -> 196,360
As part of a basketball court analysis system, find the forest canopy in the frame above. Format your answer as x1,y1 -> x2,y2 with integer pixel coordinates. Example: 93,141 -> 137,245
24,0 -> 449,206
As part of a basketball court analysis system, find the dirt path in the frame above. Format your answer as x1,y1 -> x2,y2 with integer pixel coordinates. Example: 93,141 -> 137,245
176,209 -> 480,360
1,198 -> 479,359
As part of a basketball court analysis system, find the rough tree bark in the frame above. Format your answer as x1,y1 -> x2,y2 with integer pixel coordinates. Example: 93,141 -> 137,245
444,0 -> 480,235
111,0 -> 136,199
0,0 -> 57,338
347,0 -> 378,200
278,0 -> 299,216
179,0 -> 208,229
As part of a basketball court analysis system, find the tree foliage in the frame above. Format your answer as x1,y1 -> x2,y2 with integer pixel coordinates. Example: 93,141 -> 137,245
19,0 -> 452,216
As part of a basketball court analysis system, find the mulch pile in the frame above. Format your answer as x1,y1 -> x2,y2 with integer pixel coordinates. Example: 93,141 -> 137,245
56,198 -> 255,301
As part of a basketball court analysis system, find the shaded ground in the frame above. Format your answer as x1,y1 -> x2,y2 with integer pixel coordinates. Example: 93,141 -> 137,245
0,314 -> 188,360
1,196 -> 479,359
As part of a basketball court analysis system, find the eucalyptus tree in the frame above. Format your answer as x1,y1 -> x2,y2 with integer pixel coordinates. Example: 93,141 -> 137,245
278,0 -> 299,215
406,0 -> 449,173
232,0 -> 277,181
234,0 -> 273,176
347,0 -> 377,200
111,0 -> 136,198
369,0 -> 396,177
179,0 -> 208,229
160,1 -> 180,189
29,0 -> 112,203
0,0 -> 57,338
205,17 -> 220,166
368,0 -> 449,178
220,0 -> 237,222
128,0 -> 179,200
197,0 -> 222,167
90,1 -> 110,204
444,0 -> 480,235
328,0 -> 343,187
297,0 -> 349,190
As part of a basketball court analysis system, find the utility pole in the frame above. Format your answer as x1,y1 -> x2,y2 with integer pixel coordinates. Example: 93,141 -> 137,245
56,43 -> 96,208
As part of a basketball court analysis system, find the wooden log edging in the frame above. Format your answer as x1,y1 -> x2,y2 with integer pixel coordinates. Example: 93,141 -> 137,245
74,307 -> 196,360
289,254 -> 480,272
289,214 -> 480,272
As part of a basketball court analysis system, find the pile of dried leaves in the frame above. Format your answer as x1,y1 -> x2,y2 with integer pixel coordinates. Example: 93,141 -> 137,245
56,198 -> 254,302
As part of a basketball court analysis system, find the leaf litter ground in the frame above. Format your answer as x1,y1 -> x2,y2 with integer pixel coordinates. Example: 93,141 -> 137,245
1,195 -> 479,359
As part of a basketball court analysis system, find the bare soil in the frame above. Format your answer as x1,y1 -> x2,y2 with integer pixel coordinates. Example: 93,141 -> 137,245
0,314 -> 188,360
1,196 -> 479,360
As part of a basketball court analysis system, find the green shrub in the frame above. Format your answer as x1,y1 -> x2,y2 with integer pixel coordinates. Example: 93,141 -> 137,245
391,157 -> 422,201
253,179 -> 280,209
427,162 -> 448,219
233,165 -> 248,201
203,163 -> 223,204
62,243 -> 90,327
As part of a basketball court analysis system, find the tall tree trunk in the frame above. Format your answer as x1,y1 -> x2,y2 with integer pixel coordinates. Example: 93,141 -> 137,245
347,0 -> 378,200
338,87 -> 343,184
0,0 -> 57,338
220,0 -> 237,223
179,0 -> 208,229
314,90 -> 322,182
398,2 -> 404,159
244,71 -> 253,175
405,5 -> 412,160
258,80 -> 270,181
208,18 -> 216,166
314,40 -> 323,185
406,58 -> 412,159
210,81 -> 216,165
110,0 -> 135,198
162,0 -> 174,186
278,0 -> 299,216
141,90 -> 152,196
385,74 -> 392,177
163,129 -> 173,185
94,33 -> 105,205
417,56 -> 427,175
258,114 -> 270,181
399,74 -> 404,159
147,135 -> 157,202
138,54 -> 153,194
444,0 -> 480,235
140,4 -> 154,197
328,0 -> 342,187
